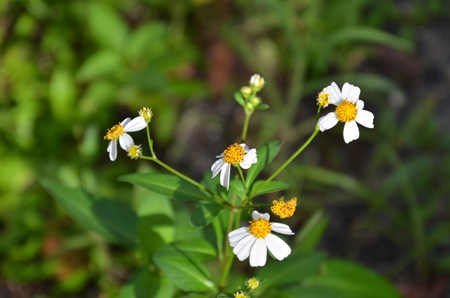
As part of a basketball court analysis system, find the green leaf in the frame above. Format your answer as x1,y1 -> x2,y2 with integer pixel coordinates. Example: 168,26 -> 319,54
295,210 -> 329,253
119,173 -> 210,202
118,268 -> 177,298
189,203 -> 223,230
77,51 -> 121,81
256,103 -> 270,110
246,141 -> 282,189
255,252 -> 326,296
41,179 -> 137,247
250,180 -> 289,196
153,241 -> 217,293
234,92 -> 245,106
49,68 -> 76,121
303,260 -> 401,298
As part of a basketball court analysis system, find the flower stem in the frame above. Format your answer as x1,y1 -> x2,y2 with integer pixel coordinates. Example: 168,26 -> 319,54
146,126 -> 157,158
236,166 -> 248,193
248,127 -> 320,199
141,156 -> 232,208
241,113 -> 251,143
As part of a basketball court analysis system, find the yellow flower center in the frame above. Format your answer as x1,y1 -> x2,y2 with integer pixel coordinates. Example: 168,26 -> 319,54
247,278 -> 260,290
234,292 -> 247,298
139,107 -> 152,121
317,91 -> 329,107
223,143 -> 245,164
127,145 -> 142,159
335,100 -> 358,122
271,197 -> 297,219
248,217 -> 271,239
104,123 -> 124,140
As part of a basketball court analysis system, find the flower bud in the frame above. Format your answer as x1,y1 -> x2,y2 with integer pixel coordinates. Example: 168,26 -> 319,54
247,277 -> 260,290
241,86 -> 253,98
249,74 -> 264,90
127,144 -> 142,159
250,96 -> 262,107
139,107 -> 153,123
316,90 -> 329,108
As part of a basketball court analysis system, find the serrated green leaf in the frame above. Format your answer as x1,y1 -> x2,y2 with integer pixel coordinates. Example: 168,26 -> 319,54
303,260 -> 401,298
189,203 -> 223,230
250,180 -> 289,196
246,141 -> 282,189
41,179 -> 137,247
153,241 -> 217,292
234,92 -> 245,106
119,173 -> 210,202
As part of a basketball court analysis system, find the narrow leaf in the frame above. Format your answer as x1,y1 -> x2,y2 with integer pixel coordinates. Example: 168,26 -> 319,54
119,173 -> 210,202
256,103 -> 270,110
295,210 -> 329,253
250,180 -> 289,196
246,141 -> 282,188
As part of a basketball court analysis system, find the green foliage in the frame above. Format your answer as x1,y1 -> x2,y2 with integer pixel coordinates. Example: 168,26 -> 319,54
246,141 -> 283,188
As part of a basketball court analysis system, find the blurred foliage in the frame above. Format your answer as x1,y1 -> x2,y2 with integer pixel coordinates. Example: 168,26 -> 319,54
0,0 -> 449,296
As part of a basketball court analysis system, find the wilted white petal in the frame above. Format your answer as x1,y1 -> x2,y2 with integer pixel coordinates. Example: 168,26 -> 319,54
119,133 -> 134,150
343,121 -> 360,143
317,112 -> 339,132
271,223 -> 295,235
356,110 -> 374,128
219,163 -> 231,190
233,235 -> 256,261
124,116 -> 147,132
211,158 -> 225,178
107,140 -> 117,161
249,238 -> 267,267
265,234 -> 291,261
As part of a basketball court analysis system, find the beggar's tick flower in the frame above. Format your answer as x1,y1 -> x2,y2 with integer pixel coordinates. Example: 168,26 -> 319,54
127,144 -> 142,159
247,277 -> 260,290
229,211 -> 294,267
316,89 -> 330,108
271,197 -> 297,219
104,116 -> 147,161
234,291 -> 247,298
317,82 -> 374,143
211,143 -> 257,190
139,107 -> 153,123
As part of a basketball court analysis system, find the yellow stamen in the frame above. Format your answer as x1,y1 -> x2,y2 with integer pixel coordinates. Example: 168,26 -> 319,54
335,100 -> 358,122
247,277 -> 260,290
271,197 -> 297,219
317,91 -> 329,107
234,291 -> 247,298
248,217 -> 271,239
127,145 -> 142,159
223,143 -> 245,164
104,123 -> 124,140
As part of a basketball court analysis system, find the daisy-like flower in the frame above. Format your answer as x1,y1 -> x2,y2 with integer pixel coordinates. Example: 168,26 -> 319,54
317,82 -> 374,143
104,116 -> 147,161
228,211 -> 294,267
211,143 -> 257,190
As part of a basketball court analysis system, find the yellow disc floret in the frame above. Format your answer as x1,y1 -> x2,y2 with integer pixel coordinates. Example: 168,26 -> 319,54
234,291 -> 247,298
271,197 -> 297,219
335,100 -> 358,122
223,143 -> 246,164
139,107 -> 153,122
104,123 -> 124,140
247,277 -> 260,290
248,217 -> 271,239
317,91 -> 330,107
127,145 -> 142,159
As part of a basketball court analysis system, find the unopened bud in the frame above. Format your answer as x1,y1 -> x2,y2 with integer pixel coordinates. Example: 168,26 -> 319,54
249,74 -> 265,89
241,86 -> 252,98
139,107 -> 153,123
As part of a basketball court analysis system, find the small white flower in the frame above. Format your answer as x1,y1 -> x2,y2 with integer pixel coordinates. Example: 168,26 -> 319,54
211,143 -> 257,190
317,82 -> 374,143
229,211 -> 294,267
104,116 -> 147,161
249,74 -> 265,89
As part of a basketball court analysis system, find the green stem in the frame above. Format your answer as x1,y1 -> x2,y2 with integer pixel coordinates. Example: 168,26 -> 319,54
241,113 -> 251,143
236,166 -> 248,193
141,156 -> 232,208
219,192 -> 238,289
248,127 -> 320,199
146,126 -> 157,158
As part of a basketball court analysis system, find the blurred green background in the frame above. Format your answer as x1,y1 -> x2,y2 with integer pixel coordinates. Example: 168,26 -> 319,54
1,0 -> 449,297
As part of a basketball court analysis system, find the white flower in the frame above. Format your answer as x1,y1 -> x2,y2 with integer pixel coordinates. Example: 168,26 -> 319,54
104,116 -> 147,161
249,74 -> 265,89
211,143 -> 257,190
317,82 -> 374,143
228,211 -> 294,267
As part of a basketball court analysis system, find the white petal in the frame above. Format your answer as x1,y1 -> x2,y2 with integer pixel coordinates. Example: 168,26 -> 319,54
107,140 -> 117,161
343,121 -> 360,143
249,238 -> 267,267
211,158 -> 225,178
252,211 -> 262,220
263,213 -> 270,220
356,100 -> 364,110
229,227 -> 251,247
356,110 -> 374,128
240,143 -> 250,152
119,133 -> 134,150
219,163 -> 231,190
317,112 -> 339,132
265,234 -> 292,261
327,82 -> 341,105
348,86 -> 361,103
342,82 -> 350,100
121,118 -> 131,127
123,116 -> 147,132
240,149 -> 257,169
271,223 -> 295,235
216,153 -> 224,158
233,234 -> 256,261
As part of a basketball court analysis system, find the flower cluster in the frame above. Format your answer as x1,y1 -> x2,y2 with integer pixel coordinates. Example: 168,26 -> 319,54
271,197 -> 297,219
